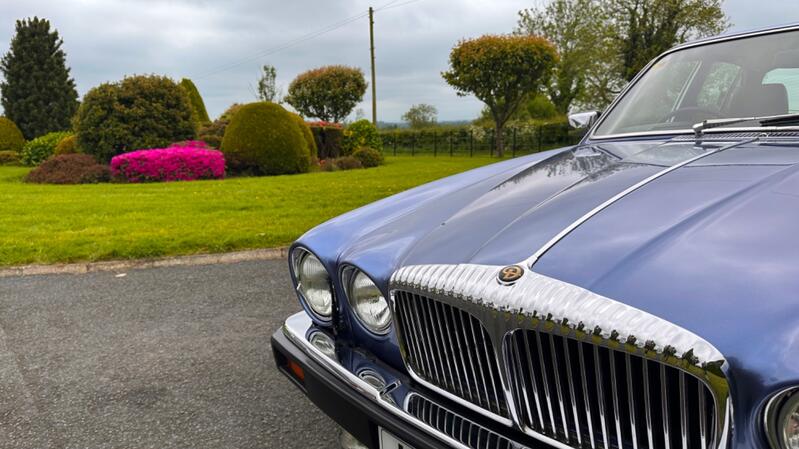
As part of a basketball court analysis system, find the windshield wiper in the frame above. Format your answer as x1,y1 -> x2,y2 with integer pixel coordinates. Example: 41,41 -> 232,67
693,112 -> 799,137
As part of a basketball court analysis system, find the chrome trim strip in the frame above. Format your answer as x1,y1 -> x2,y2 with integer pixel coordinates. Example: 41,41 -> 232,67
524,137 -> 758,267
626,353 -> 639,449
392,265 -> 724,365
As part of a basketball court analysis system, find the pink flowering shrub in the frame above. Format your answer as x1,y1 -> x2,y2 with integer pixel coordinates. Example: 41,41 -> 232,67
110,141 -> 225,182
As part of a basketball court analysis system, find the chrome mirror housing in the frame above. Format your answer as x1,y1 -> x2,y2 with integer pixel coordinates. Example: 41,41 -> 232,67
568,111 -> 599,129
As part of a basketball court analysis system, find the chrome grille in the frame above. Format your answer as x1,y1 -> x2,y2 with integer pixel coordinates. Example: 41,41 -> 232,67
508,329 -> 717,449
394,291 -> 509,418
406,394 -> 523,449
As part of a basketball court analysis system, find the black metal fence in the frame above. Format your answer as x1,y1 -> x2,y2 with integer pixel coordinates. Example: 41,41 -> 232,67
379,122 -> 582,157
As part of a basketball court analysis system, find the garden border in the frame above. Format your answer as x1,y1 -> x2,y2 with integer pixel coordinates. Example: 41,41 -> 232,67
0,247 -> 289,278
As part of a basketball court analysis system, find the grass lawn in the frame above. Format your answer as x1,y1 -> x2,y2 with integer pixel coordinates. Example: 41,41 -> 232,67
0,156 -> 501,267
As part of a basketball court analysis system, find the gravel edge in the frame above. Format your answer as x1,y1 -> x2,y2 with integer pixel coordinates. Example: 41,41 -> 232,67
0,247 -> 290,278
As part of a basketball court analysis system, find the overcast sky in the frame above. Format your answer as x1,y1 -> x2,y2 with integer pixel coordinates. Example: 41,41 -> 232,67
0,0 -> 797,122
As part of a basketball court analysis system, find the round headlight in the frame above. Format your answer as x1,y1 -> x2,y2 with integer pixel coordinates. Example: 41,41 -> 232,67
347,269 -> 391,334
766,389 -> 799,449
293,249 -> 333,319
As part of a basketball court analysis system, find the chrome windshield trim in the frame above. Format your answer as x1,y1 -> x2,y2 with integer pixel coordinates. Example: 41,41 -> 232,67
524,137 -> 758,267
587,24 -> 799,142
589,126 -> 799,141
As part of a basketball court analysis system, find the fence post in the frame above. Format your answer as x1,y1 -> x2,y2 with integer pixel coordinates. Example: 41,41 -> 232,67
411,133 -> 415,156
449,131 -> 453,157
537,125 -> 543,152
433,132 -> 437,157
512,128 -> 517,158
393,131 -> 397,156
469,130 -> 474,157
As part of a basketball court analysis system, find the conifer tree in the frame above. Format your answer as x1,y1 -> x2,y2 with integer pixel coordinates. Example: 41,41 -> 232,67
0,17 -> 79,139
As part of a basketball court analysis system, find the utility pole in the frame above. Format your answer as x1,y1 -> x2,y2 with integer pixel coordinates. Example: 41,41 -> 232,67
369,6 -> 377,126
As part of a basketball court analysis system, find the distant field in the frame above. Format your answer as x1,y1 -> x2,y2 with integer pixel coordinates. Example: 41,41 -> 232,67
0,156 -> 500,267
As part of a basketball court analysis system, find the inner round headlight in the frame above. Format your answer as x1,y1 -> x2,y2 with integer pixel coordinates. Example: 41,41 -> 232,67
766,389 -> 799,449
346,269 -> 391,334
293,249 -> 333,319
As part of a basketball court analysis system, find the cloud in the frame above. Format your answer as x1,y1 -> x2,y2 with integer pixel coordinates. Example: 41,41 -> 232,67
0,0 -> 796,121
0,0 -> 529,121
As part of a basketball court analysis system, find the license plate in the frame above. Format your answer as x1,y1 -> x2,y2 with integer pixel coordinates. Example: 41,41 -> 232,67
379,427 -> 415,449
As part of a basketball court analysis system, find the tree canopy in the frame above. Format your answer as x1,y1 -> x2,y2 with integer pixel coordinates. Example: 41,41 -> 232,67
285,65 -> 367,123
402,104 -> 438,128
442,34 -> 558,156
0,17 -> 78,139
517,0 -> 729,111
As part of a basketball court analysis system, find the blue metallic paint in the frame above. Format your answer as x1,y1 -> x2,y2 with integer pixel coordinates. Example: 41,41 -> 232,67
291,136 -> 799,449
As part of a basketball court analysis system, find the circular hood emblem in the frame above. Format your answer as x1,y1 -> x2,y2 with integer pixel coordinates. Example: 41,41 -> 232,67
498,265 -> 524,284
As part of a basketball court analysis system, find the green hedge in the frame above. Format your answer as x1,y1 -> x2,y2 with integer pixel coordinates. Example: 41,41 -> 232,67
220,102 -> 310,175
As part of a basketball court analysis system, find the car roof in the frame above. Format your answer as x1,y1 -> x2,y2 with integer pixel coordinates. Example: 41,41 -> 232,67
672,22 -> 799,51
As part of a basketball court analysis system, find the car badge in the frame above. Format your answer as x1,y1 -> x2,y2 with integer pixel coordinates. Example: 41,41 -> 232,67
497,265 -> 524,284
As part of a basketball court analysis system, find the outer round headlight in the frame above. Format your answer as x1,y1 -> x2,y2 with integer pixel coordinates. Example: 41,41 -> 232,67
293,249 -> 333,319
766,389 -> 799,449
346,269 -> 391,334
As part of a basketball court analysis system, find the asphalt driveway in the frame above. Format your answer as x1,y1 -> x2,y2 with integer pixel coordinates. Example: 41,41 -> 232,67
0,260 -> 338,448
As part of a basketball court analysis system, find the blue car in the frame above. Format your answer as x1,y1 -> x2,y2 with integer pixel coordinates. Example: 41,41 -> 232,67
272,23 -> 799,449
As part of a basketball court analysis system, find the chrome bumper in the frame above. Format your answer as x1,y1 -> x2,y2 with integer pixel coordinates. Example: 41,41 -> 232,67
281,312 -> 530,449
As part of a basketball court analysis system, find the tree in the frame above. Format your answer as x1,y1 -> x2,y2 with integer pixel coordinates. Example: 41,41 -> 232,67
0,17 -> 79,139
285,65 -> 367,123
607,0 -> 729,82
257,64 -> 281,103
516,0 -> 729,111
517,0 -> 606,113
179,78 -> 210,126
442,35 -> 557,156
402,104 -> 438,128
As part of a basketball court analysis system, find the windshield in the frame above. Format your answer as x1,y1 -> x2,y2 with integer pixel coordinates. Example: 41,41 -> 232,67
594,29 -> 799,137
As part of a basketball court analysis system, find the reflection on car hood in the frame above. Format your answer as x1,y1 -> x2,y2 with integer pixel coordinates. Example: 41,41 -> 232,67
296,137 -> 799,407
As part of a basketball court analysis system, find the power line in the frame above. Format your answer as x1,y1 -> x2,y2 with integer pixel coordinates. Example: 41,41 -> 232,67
195,11 -> 368,80
193,0 -> 421,80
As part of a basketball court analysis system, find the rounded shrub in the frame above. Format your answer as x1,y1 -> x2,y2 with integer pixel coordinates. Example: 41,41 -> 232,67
110,142 -> 225,183
20,131 -> 72,166
343,119 -> 382,155
24,154 -> 110,184
289,113 -> 317,164
352,146 -> 384,168
0,150 -> 21,165
54,134 -> 79,155
74,75 -> 196,163
220,102 -> 310,176
333,156 -> 363,170
0,117 -> 25,153
198,103 -> 244,149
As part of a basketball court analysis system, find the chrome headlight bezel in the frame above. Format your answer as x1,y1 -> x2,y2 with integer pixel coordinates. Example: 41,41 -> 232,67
291,247 -> 334,323
765,388 -> 799,449
342,266 -> 392,335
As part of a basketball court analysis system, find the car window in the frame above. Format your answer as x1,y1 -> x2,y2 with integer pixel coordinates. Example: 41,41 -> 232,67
697,62 -> 741,112
763,68 -> 799,113
597,58 -> 699,134
594,30 -> 799,137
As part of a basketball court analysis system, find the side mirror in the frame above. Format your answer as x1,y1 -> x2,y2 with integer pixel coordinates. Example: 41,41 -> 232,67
568,111 -> 599,130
